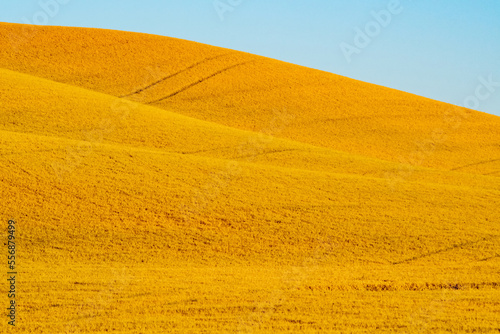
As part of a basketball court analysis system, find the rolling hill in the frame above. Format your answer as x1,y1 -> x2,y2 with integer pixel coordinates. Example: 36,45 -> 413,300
1,22 -> 499,333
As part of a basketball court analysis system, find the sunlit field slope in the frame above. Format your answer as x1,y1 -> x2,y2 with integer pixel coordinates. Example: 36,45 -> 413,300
1,22 -> 500,173
1,23 -> 499,333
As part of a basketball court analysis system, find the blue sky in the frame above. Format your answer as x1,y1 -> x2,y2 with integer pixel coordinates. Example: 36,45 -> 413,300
2,0 -> 500,116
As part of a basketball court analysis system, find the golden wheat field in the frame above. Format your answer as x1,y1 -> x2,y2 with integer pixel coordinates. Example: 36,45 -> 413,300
1,22 -> 499,333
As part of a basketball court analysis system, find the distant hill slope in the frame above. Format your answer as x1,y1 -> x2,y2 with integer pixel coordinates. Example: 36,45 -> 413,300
1,22 -> 499,174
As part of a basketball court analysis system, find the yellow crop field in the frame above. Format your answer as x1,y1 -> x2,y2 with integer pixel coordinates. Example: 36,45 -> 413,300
1,22 -> 499,333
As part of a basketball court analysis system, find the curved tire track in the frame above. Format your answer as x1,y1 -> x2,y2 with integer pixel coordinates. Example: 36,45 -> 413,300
234,148 -> 300,160
392,236 -> 499,265
119,53 -> 233,98
450,158 -> 500,171
147,61 -> 253,104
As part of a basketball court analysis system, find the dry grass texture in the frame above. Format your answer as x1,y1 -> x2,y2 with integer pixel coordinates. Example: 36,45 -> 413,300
1,23 -> 499,333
